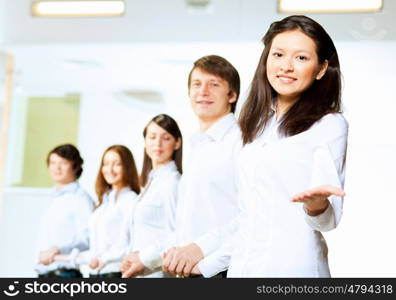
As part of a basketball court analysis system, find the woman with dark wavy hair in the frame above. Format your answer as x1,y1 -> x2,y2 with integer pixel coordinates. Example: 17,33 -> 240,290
194,15 -> 348,278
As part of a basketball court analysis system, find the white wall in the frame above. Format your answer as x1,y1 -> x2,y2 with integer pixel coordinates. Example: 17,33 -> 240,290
324,41 -> 396,277
1,40 -> 396,277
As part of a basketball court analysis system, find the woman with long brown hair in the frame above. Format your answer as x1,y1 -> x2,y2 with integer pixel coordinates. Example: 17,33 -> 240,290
190,15 -> 348,278
119,114 -> 182,278
55,145 -> 140,277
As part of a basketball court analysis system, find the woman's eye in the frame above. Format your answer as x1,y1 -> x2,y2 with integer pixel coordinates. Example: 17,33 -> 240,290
297,55 -> 308,61
273,52 -> 282,57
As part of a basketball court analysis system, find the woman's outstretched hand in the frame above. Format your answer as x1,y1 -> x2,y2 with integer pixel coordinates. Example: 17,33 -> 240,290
291,185 -> 345,216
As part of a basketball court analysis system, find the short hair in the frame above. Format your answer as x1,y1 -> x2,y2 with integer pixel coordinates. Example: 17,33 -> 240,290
188,55 -> 240,113
46,144 -> 83,179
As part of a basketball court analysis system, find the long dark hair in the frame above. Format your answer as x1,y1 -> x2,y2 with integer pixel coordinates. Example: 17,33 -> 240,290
239,15 -> 342,145
140,114 -> 183,187
95,145 -> 140,206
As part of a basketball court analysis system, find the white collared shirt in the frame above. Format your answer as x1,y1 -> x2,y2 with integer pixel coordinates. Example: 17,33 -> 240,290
198,113 -> 348,277
100,161 -> 180,278
132,161 -> 180,277
175,113 -> 242,250
35,181 -> 94,274
73,187 -> 138,274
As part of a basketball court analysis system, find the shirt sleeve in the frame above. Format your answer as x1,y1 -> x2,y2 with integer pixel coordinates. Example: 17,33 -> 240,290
197,237 -> 234,278
195,134 -> 243,256
72,249 -> 91,266
304,122 -> 348,232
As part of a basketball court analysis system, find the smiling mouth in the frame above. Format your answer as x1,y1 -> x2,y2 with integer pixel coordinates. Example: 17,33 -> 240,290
196,101 -> 213,105
276,75 -> 297,83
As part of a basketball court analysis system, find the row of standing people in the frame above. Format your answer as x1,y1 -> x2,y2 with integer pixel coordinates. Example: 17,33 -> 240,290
36,15 -> 348,278
36,115 -> 182,278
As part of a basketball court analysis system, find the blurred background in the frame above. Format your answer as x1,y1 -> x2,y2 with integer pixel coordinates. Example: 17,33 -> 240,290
0,0 -> 395,277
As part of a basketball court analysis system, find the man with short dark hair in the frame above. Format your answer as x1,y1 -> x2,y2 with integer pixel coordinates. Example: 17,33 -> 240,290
121,55 -> 242,278
161,55 -> 242,278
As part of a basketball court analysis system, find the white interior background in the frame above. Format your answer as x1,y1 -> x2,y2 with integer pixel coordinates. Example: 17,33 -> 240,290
0,0 -> 395,277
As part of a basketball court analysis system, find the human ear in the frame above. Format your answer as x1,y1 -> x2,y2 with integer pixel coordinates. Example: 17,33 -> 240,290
228,91 -> 237,104
316,60 -> 329,80
174,137 -> 182,150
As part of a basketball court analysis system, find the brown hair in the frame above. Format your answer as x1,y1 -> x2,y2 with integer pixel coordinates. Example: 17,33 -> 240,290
239,15 -> 342,145
140,114 -> 183,187
47,143 -> 84,179
188,55 -> 240,113
95,145 -> 140,206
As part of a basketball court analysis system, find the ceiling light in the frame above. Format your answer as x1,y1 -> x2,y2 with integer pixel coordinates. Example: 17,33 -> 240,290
278,0 -> 383,13
32,0 -> 125,17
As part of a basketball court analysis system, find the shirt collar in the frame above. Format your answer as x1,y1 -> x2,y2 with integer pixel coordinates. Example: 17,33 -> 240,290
148,160 -> 178,180
193,113 -> 237,143
256,114 -> 280,146
105,186 -> 131,203
53,181 -> 79,196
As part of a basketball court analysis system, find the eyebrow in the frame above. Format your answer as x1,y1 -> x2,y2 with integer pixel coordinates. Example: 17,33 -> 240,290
272,47 -> 312,54
191,78 -> 222,83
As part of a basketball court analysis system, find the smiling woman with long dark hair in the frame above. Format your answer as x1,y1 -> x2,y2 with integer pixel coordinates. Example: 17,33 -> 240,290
194,15 -> 348,278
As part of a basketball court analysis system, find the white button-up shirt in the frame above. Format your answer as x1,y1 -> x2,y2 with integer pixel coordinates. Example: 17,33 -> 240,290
175,113 -> 242,253
133,161 -> 180,277
35,181 -> 94,274
198,113 -> 348,277
72,187 -> 138,274
100,161 -> 180,278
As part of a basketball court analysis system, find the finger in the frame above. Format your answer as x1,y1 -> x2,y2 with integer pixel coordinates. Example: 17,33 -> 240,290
183,262 -> 194,278
191,264 -> 202,275
291,193 -> 312,203
162,251 -> 173,273
291,191 -> 311,202
97,263 -> 105,272
168,255 -> 181,275
175,259 -> 186,276
120,264 -> 126,273
313,185 -> 345,197
122,265 -> 135,278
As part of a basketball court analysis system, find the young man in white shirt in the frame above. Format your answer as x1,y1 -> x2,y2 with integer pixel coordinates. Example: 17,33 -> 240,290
36,144 -> 94,278
160,55 -> 242,278
121,55 -> 242,278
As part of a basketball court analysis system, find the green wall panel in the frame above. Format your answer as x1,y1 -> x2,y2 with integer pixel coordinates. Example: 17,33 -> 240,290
16,95 -> 80,187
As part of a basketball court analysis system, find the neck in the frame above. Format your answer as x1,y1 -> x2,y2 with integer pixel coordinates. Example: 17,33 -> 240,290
152,159 -> 171,170
55,180 -> 74,191
276,95 -> 299,119
198,113 -> 228,132
112,183 -> 124,192
111,184 -> 126,200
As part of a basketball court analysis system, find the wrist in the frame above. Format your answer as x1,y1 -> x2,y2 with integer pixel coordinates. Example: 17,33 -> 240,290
305,200 -> 329,216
